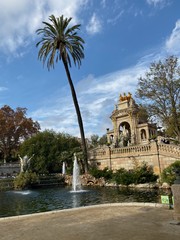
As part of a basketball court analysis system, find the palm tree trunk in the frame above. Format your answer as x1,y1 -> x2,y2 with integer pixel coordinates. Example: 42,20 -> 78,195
62,57 -> 88,173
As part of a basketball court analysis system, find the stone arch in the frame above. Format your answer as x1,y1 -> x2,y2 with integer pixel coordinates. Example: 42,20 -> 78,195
110,134 -> 114,143
119,122 -> 131,146
140,129 -> 147,141
149,129 -> 156,138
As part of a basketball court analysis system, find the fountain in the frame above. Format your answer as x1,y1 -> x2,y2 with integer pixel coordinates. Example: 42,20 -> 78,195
62,162 -> 66,175
72,153 -> 81,192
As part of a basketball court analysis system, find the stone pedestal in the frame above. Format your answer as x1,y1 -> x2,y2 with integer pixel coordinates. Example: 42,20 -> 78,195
171,184 -> 180,221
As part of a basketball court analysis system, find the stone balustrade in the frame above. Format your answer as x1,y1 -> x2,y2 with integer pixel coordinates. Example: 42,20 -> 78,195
88,142 -> 180,174
89,142 -> 180,158
158,144 -> 180,157
111,144 -> 151,155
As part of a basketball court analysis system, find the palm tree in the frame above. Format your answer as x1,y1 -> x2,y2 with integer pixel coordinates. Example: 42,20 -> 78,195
36,15 -> 88,173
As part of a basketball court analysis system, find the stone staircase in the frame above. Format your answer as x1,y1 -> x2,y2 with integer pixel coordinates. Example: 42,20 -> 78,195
32,174 -> 65,188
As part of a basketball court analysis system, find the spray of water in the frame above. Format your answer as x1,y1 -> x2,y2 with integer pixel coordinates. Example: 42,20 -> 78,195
72,154 -> 81,192
62,162 -> 66,175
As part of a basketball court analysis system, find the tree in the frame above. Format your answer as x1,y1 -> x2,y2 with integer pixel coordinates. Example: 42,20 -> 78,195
19,130 -> 81,174
90,134 -> 99,147
99,134 -> 108,146
136,56 -> 180,141
36,15 -> 88,172
0,105 -> 40,162
138,104 -> 149,124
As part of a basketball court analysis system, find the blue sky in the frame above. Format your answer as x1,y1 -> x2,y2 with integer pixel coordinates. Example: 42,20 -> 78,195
0,0 -> 180,138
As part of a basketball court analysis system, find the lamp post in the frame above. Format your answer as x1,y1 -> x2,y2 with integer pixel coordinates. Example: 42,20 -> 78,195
155,139 -> 161,177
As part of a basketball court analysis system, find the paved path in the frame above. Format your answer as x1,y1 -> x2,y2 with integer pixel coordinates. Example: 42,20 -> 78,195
0,203 -> 180,240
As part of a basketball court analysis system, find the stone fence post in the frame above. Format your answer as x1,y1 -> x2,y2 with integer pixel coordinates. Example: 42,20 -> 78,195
171,170 -> 180,222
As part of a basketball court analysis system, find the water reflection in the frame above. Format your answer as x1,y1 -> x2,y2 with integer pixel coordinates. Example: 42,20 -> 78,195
0,186 -> 168,218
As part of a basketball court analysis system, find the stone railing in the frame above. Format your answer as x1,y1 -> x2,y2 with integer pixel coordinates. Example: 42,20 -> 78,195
89,142 -> 180,160
111,144 -> 151,155
89,148 -> 107,158
158,144 -> 180,158
0,163 -> 20,176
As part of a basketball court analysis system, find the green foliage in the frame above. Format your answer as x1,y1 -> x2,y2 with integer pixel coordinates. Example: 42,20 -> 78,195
89,134 -> 107,148
0,179 -> 14,191
113,168 -> 134,186
14,172 -> 39,190
89,167 -> 113,181
136,55 -> 180,141
36,15 -> 85,70
132,163 -> 158,184
99,134 -> 108,146
19,130 -> 81,174
161,160 -> 180,185
90,134 -> 99,147
138,104 -> 149,123
96,163 -> 158,186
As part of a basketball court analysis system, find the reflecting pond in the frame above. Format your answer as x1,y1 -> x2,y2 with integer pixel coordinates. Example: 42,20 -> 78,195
0,186 -> 170,218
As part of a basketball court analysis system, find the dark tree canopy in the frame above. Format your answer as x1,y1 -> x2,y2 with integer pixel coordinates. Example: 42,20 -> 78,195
99,134 -> 108,146
19,130 -> 81,174
0,105 -> 40,161
90,134 -> 99,147
138,104 -> 149,124
136,56 -> 180,141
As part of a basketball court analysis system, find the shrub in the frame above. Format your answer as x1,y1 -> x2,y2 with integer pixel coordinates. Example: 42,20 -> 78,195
89,167 -> 113,181
90,163 -> 158,186
161,160 -> 180,185
133,163 -> 158,184
113,163 -> 158,186
113,168 -> 134,186
14,171 -> 39,190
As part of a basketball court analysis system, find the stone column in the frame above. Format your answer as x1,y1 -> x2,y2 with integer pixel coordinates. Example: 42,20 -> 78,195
105,147 -> 112,170
171,171 -> 180,222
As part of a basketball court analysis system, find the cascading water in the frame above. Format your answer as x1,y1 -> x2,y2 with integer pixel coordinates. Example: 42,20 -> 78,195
62,162 -> 66,175
72,154 -> 81,192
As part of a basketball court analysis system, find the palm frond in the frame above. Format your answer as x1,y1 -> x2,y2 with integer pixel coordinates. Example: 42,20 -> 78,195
36,14 -> 84,70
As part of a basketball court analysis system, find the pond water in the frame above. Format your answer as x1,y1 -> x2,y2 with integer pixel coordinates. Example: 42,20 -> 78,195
0,186 -> 169,218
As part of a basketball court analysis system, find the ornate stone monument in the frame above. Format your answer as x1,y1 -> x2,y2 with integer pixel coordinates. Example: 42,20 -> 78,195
107,92 -> 157,147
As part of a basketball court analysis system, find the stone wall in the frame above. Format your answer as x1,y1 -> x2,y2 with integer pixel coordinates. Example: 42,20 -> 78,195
0,163 -> 20,177
88,141 -> 180,175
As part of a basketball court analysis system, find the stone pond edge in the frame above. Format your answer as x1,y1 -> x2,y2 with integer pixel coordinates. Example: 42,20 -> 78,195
0,202 -> 168,221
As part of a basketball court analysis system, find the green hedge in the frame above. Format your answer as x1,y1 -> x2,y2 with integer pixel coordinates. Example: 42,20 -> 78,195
90,163 -> 158,186
0,178 -> 14,191
14,171 -> 39,190
161,160 -> 180,185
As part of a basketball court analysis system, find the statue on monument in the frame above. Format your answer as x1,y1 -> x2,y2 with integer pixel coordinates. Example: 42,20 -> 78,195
119,125 -> 130,147
119,92 -> 132,102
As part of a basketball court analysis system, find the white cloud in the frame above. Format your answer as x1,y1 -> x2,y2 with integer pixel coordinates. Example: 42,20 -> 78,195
107,11 -> 124,25
165,19 -> 180,54
31,62 -> 147,137
101,0 -> 106,8
0,87 -> 8,92
31,23 -> 180,138
0,0 -> 87,55
146,0 -> 169,8
86,13 -> 102,35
